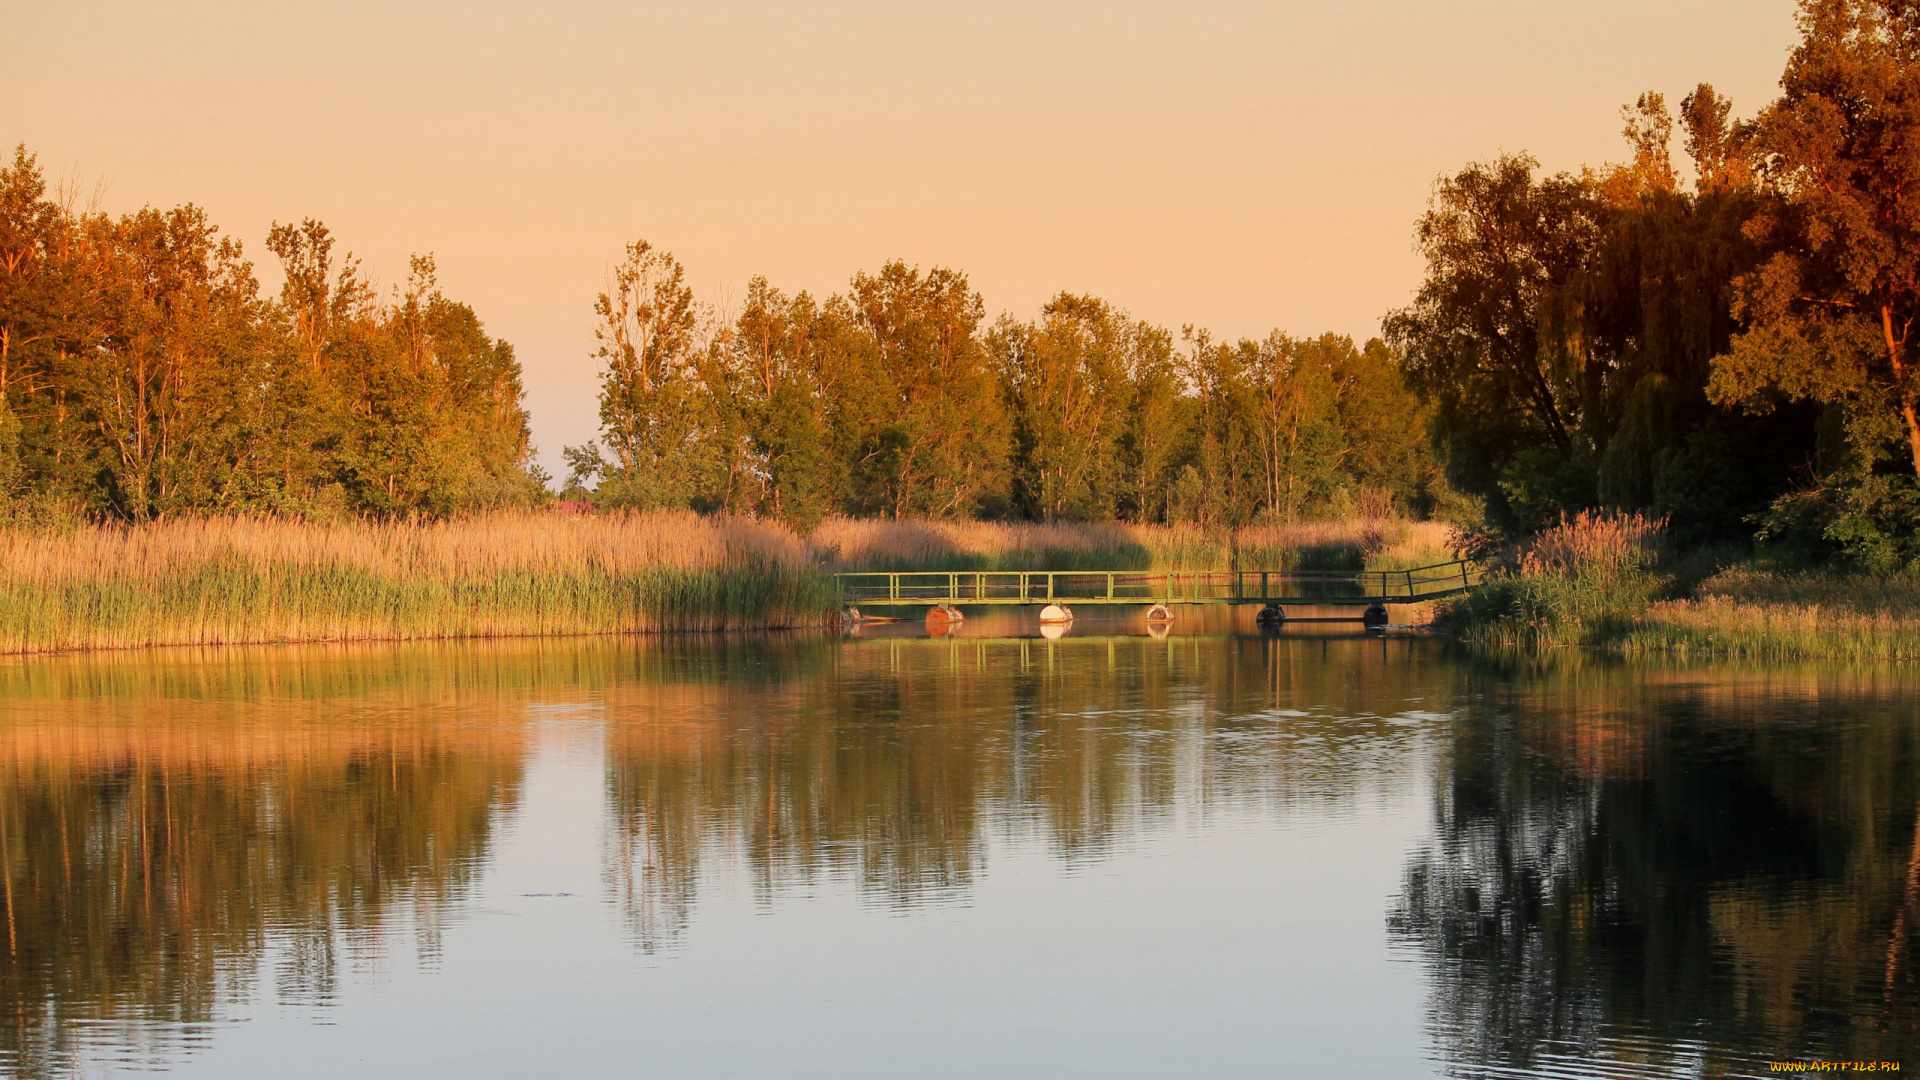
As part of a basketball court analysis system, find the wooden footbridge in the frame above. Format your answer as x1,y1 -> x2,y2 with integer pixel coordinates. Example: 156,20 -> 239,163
834,560 -> 1488,626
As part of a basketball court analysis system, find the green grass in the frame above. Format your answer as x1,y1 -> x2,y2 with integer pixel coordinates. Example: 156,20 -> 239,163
0,563 -> 838,654
1617,572 -> 1920,660
1438,515 -> 1920,660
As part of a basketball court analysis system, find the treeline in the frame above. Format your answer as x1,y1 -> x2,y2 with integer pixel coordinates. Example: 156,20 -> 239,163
1389,0 -> 1920,567
567,4 -> 1920,565
567,244 -> 1445,528
0,148 -> 542,520
15,0 -> 1916,561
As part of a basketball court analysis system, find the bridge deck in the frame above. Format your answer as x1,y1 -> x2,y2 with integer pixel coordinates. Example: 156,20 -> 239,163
835,561 -> 1486,608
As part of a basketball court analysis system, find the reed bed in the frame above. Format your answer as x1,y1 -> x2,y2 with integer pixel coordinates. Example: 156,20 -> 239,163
0,513 -> 1464,655
808,516 -> 1455,573
0,511 -> 836,655
1441,512 -> 1667,649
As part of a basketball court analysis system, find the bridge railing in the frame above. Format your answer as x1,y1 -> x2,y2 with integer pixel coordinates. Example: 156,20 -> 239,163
832,560 -> 1488,606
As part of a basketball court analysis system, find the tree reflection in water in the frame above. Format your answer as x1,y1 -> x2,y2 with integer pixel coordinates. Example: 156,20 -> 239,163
601,632 -> 1450,952
0,633 -> 1451,1075
1390,655 -> 1920,1075
8,633 -> 1911,1078
0,645 -> 534,1079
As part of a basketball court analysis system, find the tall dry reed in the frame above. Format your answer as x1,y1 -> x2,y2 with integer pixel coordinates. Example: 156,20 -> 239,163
0,512 -> 1467,655
1442,511 -> 1667,649
0,511 -> 835,654
807,516 -> 1455,573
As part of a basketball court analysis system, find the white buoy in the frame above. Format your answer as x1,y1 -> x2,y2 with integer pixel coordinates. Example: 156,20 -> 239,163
1038,603 -> 1074,624
1145,603 -> 1174,622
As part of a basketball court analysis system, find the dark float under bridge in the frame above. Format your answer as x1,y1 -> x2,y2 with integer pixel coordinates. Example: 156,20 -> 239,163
833,560 -> 1489,628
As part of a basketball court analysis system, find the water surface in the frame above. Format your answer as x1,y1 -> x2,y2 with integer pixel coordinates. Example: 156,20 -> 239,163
0,614 -> 1914,1078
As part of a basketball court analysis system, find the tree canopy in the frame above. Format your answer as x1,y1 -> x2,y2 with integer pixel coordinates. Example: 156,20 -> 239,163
0,148 -> 543,520
572,254 -> 1447,526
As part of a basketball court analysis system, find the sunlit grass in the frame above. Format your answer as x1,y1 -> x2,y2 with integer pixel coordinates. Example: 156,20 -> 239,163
1439,515 -> 1920,659
0,513 -> 1466,654
1619,570 -> 1920,660
1621,596 -> 1920,660
0,511 -> 837,654
808,516 -> 1455,573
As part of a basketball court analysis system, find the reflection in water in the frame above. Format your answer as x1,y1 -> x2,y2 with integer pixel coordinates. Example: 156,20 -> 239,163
0,648 -> 532,1078
0,635 -> 1913,1077
1390,656 -> 1920,1076
601,632 -> 1446,951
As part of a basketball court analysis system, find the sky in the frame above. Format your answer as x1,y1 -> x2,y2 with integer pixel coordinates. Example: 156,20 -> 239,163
5,0 -> 1802,479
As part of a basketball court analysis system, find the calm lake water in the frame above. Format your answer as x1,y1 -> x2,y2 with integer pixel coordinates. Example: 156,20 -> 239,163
0,609 -> 1916,1078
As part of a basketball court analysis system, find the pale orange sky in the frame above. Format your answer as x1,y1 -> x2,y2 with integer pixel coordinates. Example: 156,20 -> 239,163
5,0 -> 1799,477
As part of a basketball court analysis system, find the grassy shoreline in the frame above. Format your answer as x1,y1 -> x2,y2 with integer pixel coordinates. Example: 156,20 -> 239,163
1437,514 -> 1920,661
0,513 -> 1454,655
9,509 -> 1909,661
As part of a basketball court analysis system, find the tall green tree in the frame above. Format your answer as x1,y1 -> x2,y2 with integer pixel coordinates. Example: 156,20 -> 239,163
1710,0 -> 1920,480
0,150 -> 542,521
73,205 -> 263,518
723,276 -> 837,526
990,293 -> 1139,521
262,225 -> 541,517
589,240 -> 724,510
1385,154 -> 1605,527
844,262 -> 1007,518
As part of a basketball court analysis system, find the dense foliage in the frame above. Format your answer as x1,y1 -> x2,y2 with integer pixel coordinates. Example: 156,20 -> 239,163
9,0 -> 1919,567
0,151 -> 543,520
570,246 -> 1445,527
1388,0 -> 1920,568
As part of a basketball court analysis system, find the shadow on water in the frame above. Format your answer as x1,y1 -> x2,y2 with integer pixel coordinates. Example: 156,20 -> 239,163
1389,651 -> 1920,1075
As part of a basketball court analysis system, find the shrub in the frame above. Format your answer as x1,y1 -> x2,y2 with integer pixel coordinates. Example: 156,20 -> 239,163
1440,511 -> 1666,648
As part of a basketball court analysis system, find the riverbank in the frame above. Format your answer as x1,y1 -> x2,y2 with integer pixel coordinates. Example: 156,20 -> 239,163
0,513 -> 1453,654
1437,513 -> 1920,661
1624,569 -> 1920,660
